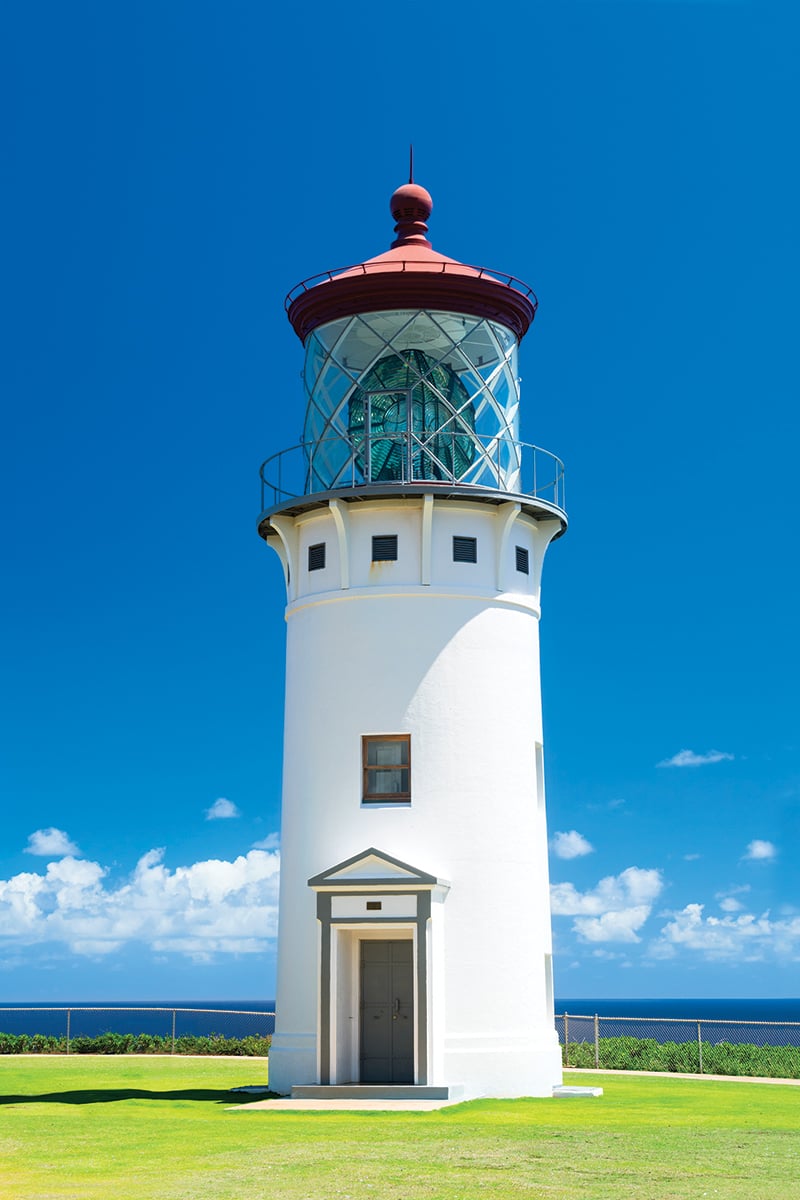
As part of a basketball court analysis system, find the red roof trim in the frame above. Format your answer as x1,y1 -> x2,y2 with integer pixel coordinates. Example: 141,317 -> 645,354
287,269 -> 537,343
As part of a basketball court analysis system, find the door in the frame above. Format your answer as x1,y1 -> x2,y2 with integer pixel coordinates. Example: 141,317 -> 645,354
359,940 -> 414,1084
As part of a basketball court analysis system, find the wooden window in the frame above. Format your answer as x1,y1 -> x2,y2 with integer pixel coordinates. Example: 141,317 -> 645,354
515,545 -> 530,574
453,535 -> 477,563
308,542 -> 326,571
372,534 -> 398,561
362,735 -> 410,802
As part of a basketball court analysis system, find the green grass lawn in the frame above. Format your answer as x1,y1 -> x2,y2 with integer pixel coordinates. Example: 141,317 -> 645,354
1,1057 -> 799,1200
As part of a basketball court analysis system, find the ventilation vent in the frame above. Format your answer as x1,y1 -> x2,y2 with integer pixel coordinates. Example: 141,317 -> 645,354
515,546 -> 530,575
372,534 -> 398,562
308,542 -> 326,571
366,901 -> 382,912
453,536 -> 477,563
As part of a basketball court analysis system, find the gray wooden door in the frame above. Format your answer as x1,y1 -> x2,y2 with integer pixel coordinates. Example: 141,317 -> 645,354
359,940 -> 414,1084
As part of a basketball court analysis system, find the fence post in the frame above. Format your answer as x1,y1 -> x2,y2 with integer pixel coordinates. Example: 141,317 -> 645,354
594,1013 -> 600,1069
697,1021 -> 703,1074
171,1010 -> 177,1055
563,1012 -> 570,1067
66,1009 -> 71,1055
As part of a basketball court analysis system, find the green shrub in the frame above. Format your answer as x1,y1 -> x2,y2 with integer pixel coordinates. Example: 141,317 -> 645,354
0,1030 -> 271,1056
0,1033 -> 67,1054
563,1034 -> 800,1078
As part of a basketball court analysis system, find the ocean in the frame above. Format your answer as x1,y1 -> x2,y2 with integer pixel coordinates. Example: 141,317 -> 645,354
0,1001 -> 277,1040
1,998 -> 799,1041
555,998 -> 800,1022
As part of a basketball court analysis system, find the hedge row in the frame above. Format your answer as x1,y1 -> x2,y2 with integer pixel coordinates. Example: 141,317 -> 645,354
6,1028 -> 797,1076
564,1034 -> 800,1078
0,1031 -> 271,1056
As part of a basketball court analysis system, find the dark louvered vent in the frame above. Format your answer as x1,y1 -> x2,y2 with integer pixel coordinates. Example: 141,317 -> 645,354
453,536 -> 477,563
372,534 -> 398,561
308,542 -> 326,571
515,545 -> 530,574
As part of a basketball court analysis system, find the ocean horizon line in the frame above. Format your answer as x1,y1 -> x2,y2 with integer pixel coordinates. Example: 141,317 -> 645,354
2,996 -> 799,1015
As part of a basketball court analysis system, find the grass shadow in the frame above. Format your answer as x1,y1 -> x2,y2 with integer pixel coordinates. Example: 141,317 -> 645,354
0,1087 -> 275,1106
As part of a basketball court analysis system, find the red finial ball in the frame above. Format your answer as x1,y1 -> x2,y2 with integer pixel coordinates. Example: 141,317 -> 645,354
389,182 -> 433,248
390,182 -> 433,224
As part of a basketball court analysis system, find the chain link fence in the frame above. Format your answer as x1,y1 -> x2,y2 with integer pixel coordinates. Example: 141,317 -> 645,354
0,1007 -> 275,1053
556,1012 -> 800,1075
5,1006 -> 800,1073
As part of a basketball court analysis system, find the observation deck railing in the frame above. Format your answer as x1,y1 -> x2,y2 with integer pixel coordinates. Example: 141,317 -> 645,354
258,431 -> 565,516
285,261 -> 538,311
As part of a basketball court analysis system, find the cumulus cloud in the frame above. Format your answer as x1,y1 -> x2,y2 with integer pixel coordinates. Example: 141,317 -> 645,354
0,847 -> 280,961
205,798 -> 240,820
657,749 -> 734,768
23,828 -> 81,857
550,830 -> 594,860
657,903 -> 800,962
743,839 -> 777,861
551,867 -> 663,944
252,833 -> 280,851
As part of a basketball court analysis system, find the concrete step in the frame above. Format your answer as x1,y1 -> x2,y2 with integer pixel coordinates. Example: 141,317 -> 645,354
291,1083 -> 464,1101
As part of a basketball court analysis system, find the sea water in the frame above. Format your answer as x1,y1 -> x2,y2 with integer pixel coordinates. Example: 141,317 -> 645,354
2,998 -> 799,1041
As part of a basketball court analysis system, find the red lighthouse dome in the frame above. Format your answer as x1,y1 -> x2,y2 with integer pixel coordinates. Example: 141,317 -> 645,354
286,179 -> 538,343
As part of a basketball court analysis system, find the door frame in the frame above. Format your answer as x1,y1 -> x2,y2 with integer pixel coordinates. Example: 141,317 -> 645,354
315,903 -> 429,1085
308,848 -> 450,1087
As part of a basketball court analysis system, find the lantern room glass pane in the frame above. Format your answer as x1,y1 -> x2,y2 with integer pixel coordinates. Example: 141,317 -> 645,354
302,310 -> 521,493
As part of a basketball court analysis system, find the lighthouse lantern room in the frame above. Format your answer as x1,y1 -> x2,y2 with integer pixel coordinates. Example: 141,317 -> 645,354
258,175 -> 567,1099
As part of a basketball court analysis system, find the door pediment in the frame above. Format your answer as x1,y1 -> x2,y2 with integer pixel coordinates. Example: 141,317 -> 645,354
308,847 -> 448,893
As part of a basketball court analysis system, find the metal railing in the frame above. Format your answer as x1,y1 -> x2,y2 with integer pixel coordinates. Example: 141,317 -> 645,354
5,1007 -> 799,1074
557,1012 -> 800,1074
0,1007 -> 275,1053
259,431 -> 565,514
285,260 -> 538,311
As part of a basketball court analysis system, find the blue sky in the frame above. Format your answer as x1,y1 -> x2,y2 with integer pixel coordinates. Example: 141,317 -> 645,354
2,0 -> 799,1002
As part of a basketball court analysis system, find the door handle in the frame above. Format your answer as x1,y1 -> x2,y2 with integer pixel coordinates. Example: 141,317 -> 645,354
393,997 -> 401,1019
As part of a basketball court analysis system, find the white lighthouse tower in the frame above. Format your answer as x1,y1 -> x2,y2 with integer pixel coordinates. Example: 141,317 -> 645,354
259,175 -> 567,1099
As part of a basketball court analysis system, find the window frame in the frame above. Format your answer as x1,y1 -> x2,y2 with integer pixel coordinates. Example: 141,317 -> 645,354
362,734 -> 411,803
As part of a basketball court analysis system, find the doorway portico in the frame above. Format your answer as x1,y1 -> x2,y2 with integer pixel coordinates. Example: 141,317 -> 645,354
308,848 -> 450,1087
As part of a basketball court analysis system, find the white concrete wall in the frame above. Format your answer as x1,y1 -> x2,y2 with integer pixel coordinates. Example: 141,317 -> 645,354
267,495 -> 563,1097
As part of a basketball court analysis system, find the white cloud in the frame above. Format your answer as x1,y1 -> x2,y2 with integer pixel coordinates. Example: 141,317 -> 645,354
656,903 -> 800,962
646,940 -> 677,961
574,906 -> 653,944
743,839 -> 777,861
550,830 -> 594,860
551,867 -> 663,944
587,798 -> 625,813
716,885 -> 750,913
657,749 -> 734,768
205,798 -> 240,821
23,828 -> 81,858
0,847 -> 280,961
683,853 -> 702,861
252,833 -> 280,851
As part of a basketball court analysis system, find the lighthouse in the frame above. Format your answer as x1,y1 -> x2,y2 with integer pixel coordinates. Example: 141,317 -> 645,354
258,174 -> 567,1099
